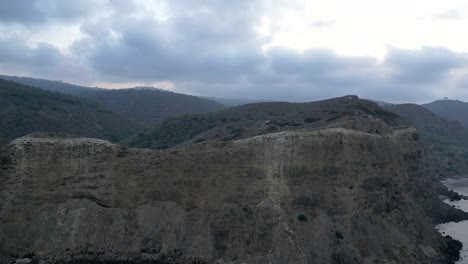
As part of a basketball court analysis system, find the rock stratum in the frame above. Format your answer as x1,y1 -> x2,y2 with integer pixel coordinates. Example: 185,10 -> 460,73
0,124 -> 465,263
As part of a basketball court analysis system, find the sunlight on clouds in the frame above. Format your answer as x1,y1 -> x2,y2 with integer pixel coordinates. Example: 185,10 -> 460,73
133,0 -> 169,22
254,16 -> 271,39
2,0 -> 468,101
260,0 -> 468,58
28,24 -> 85,54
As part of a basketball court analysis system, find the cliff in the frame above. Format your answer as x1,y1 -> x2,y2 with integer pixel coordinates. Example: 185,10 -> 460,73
0,127 -> 463,263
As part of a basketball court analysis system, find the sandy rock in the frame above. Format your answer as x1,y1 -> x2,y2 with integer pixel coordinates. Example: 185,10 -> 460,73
0,129 -> 463,263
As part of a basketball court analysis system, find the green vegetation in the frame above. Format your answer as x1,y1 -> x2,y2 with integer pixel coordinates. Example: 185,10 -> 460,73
385,103 -> 468,178
129,115 -> 217,149
304,117 -> 321,123
424,99 -> 468,129
0,79 -> 140,145
0,75 -> 225,126
374,109 -> 400,124
385,104 -> 468,147
127,95 -> 400,149
79,89 -> 225,125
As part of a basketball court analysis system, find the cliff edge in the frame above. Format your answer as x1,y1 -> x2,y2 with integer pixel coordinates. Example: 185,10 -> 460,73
0,126 -> 464,263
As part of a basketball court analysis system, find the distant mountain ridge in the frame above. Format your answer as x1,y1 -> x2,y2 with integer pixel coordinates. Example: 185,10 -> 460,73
0,75 -> 101,96
201,96 -> 274,106
0,75 -> 226,126
77,88 -> 226,125
423,99 -> 468,129
384,103 -> 468,178
127,95 -> 402,149
0,79 -> 140,145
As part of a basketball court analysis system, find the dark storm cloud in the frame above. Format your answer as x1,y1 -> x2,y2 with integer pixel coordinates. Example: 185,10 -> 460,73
77,1 -> 266,83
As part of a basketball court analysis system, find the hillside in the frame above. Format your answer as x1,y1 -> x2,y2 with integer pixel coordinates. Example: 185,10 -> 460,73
424,99 -> 468,129
0,75 -> 100,96
0,75 -> 226,125
0,79 -> 140,145
127,95 -> 402,149
79,89 -> 226,125
1,104 -> 465,263
384,104 -> 468,178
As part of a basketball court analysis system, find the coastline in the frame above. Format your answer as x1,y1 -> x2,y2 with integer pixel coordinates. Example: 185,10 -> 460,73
438,178 -> 468,264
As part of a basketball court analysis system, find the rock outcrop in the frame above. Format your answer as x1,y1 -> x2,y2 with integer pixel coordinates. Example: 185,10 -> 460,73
0,128 -> 463,263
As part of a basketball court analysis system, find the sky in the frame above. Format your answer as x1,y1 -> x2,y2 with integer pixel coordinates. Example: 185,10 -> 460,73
1,0 -> 468,103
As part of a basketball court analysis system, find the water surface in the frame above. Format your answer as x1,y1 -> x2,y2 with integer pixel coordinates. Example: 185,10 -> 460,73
437,178 -> 468,264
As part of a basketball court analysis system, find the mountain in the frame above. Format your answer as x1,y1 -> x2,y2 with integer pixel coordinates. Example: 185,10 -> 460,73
201,96 -> 274,106
385,103 -> 468,146
0,75 -> 226,126
369,99 -> 393,107
79,89 -> 226,125
0,75 -> 100,96
1,98 -> 464,263
126,95 -> 402,149
0,79 -> 140,145
423,99 -> 468,129
384,103 -> 468,178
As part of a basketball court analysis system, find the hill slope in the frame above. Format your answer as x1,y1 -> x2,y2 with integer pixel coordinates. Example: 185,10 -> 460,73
0,105 -> 463,263
79,89 -> 226,125
0,79 -> 140,145
201,96 -> 273,106
423,99 -> 468,129
127,95 -> 402,149
384,103 -> 468,178
0,75 -> 226,125
0,75 -> 100,96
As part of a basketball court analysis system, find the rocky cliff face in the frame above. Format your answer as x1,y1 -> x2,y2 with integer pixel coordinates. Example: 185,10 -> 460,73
0,129 -> 462,263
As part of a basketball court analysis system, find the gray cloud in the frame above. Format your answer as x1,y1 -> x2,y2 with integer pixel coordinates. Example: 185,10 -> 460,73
0,0 -> 468,103
0,37 -> 92,81
0,0 -> 46,24
0,39 -> 58,66
0,0 -> 135,25
383,46 -> 467,84
77,1 -> 266,83
173,45 -> 464,103
431,9 -> 464,21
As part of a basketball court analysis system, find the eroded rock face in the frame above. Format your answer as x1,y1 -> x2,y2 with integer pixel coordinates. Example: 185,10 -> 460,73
0,129 -> 457,263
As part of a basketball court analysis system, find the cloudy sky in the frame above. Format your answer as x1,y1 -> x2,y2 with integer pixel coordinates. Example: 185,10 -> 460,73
1,0 -> 468,102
